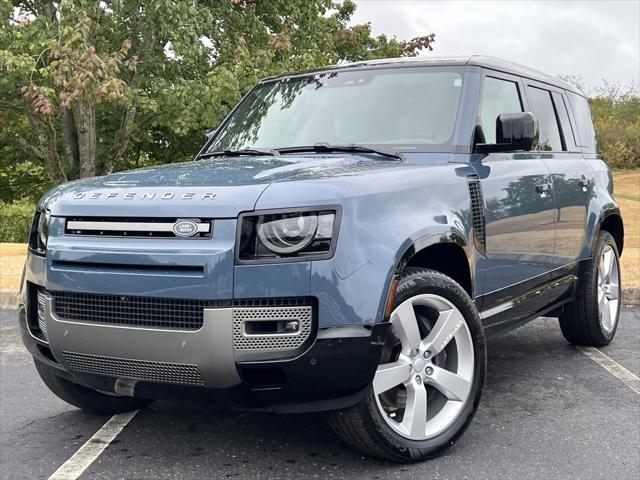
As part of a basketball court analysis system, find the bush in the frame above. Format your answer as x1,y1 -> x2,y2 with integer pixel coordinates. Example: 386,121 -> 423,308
590,83 -> 640,169
0,200 -> 35,243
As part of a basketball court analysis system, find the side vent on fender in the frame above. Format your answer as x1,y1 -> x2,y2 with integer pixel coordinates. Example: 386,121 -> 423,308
467,174 -> 486,254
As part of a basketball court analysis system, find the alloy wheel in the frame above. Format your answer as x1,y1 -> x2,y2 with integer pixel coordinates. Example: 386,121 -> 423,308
373,294 -> 474,440
597,245 -> 620,333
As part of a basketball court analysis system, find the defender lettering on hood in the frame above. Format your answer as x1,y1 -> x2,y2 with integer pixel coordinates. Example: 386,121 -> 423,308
71,191 -> 217,200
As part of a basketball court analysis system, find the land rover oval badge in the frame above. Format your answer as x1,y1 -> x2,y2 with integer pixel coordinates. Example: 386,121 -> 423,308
173,220 -> 199,237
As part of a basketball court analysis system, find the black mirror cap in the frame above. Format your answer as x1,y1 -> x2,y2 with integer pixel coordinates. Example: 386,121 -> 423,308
475,112 -> 539,154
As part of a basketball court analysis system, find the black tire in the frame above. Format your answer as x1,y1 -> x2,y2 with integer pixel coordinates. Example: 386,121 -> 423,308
327,268 -> 486,463
34,360 -> 153,414
559,230 -> 621,347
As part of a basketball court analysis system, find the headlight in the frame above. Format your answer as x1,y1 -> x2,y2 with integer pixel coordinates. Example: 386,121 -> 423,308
238,208 -> 339,262
29,210 -> 50,255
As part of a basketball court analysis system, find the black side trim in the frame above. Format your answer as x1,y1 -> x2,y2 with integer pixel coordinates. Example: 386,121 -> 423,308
467,174 -> 486,254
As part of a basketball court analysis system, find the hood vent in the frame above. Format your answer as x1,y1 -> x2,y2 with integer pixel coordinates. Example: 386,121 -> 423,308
467,174 -> 486,254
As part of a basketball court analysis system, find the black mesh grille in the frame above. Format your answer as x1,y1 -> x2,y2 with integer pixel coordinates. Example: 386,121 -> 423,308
52,291 -> 209,330
48,290 -> 314,331
467,174 -> 486,251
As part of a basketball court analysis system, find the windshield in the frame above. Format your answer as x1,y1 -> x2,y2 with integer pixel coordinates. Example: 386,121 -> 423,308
206,67 -> 464,153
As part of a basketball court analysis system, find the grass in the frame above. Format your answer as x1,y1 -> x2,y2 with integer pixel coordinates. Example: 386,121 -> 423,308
614,170 -> 640,287
0,243 -> 26,290
0,170 -> 638,291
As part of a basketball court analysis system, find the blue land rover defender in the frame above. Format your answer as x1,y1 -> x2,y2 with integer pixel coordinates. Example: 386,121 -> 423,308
20,56 -> 624,462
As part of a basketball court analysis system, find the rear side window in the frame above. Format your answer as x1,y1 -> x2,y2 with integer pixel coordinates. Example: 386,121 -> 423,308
567,92 -> 597,150
479,77 -> 523,143
525,86 -> 563,151
552,92 -> 576,150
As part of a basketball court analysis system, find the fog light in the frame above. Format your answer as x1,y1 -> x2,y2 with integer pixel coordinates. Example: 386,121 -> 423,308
284,321 -> 300,333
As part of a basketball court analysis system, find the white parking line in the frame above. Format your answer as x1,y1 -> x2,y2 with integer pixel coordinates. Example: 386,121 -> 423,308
48,410 -> 139,480
577,346 -> 640,395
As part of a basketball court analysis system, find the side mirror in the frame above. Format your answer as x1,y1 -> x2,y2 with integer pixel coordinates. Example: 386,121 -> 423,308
475,112 -> 538,154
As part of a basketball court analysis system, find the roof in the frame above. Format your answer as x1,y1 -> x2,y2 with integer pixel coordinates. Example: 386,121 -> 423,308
264,55 -> 584,96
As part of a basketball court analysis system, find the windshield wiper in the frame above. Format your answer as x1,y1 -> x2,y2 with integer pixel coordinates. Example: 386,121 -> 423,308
274,143 -> 404,161
198,148 -> 278,159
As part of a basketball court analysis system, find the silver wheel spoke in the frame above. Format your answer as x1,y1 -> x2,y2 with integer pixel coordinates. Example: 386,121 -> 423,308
422,308 -> 464,355
373,359 -> 411,395
392,301 -> 421,354
606,282 -> 619,301
602,249 -> 614,282
426,365 -> 472,401
599,255 -> 607,282
401,382 -> 428,437
601,298 -> 612,331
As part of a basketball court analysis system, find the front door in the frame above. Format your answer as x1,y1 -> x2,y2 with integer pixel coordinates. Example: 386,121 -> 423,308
471,73 -> 557,328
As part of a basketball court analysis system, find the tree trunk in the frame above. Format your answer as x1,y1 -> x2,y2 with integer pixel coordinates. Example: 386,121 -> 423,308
61,107 -> 80,177
74,101 -> 96,178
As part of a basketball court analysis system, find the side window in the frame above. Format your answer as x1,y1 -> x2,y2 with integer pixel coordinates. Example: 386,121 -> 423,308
479,77 -> 523,143
567,92 -> 597,151
552,91 -> 574,151
525,86 -> 563,151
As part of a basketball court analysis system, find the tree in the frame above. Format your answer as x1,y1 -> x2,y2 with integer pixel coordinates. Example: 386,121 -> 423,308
0,0 -> 435,185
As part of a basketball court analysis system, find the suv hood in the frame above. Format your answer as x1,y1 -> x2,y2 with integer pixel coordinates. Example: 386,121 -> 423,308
40,154 -> 406,217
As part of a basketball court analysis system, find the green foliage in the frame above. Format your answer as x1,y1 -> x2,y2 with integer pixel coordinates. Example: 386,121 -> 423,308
0,199 -> 33,242
0,160 -> 51,202
0,0 -> 434,187
589,82 -> 640,169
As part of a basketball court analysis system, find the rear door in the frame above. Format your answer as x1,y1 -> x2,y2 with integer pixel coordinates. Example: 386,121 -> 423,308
471,72 -> 556,327
523,83 -> 595,304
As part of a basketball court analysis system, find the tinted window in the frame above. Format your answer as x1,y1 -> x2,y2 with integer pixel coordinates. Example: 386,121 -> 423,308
526,86 -> 563,151
479,77 -> 523,143
567,92 -> 596,150
208,68 -> 464,152
552,92 -> 576,150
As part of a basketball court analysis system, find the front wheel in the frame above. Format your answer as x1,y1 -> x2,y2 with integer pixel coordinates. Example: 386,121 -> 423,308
328,268 -> 486,462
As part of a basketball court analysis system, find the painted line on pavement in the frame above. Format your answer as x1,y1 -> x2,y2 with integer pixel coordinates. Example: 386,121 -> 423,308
48,410 -> 139,480
577,346 -> 640,395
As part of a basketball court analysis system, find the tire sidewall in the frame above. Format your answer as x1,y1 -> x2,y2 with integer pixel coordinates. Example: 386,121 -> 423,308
365,269 -> 487,461
588,232 -> 621,343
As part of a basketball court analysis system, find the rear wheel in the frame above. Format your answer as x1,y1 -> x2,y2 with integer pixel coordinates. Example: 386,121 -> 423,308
328,268 -> 486,462
559,230 -> 621,346
35,360 -> 153,414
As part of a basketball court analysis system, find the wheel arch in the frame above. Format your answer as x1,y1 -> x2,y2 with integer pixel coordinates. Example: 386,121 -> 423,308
392,231 -> 475,300
596,210 -> 624,255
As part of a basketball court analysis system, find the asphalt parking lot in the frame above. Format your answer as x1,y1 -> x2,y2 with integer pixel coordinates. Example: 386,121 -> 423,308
1,308 -> 639,480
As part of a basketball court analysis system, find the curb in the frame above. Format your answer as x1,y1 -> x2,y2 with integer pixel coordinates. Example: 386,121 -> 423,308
624,287 -> 640,306
0,289 -> 19,309
1,288 -> 639,308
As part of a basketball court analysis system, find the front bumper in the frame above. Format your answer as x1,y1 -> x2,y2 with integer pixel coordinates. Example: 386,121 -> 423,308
20,282 -> 388,413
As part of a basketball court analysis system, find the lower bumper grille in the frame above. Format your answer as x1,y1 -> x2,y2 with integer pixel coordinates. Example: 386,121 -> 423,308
51,291 -> 211,330
62,351 -> 205,386
36,289 -> 49,340
233,306 -> 313,353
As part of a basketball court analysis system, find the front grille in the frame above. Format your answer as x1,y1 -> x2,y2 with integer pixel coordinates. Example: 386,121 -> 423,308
233,306 -> 313,352
62,351 -> 204,385
65,217 -> 213,238
52,291 -> 210,330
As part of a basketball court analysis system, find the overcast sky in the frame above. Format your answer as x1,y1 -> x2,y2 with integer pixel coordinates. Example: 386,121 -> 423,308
351,0 -> 640,94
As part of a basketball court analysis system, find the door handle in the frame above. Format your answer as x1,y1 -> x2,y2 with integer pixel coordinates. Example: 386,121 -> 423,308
535,182 -> 552,196
580,175 -> 589,191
